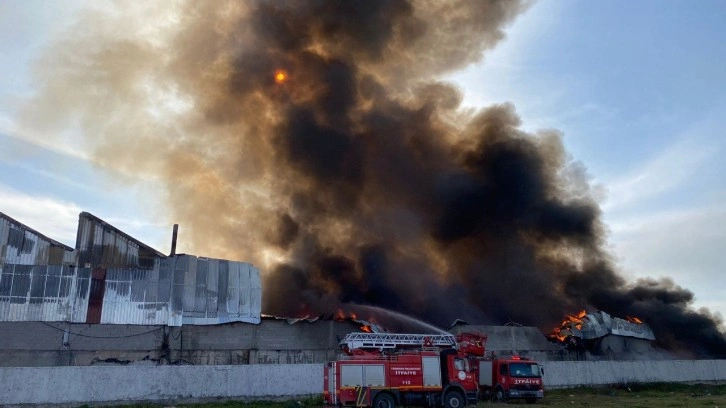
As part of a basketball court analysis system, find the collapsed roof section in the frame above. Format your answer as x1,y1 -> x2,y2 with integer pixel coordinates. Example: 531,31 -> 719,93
0,211 -> 261,326
560,310 -> 656,341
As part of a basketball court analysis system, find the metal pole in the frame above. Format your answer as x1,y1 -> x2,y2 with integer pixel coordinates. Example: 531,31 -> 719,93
170,224 -> 178,256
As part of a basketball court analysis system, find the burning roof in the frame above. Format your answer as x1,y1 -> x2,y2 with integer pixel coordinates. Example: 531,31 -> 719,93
552,310 -> 655,342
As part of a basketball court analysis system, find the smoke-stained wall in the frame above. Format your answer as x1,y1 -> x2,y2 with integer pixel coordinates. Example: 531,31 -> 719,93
0,319 -> 360,367
1,212 -> 75,266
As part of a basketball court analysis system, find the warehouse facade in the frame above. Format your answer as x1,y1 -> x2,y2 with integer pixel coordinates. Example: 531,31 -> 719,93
0,211 -> 261,326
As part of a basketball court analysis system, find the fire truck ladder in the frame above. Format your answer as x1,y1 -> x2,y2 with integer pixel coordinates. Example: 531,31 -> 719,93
341,332 -> 457,350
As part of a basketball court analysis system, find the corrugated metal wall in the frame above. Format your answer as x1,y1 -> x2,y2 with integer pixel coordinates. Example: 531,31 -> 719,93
1,212 -> 261,326
1,213 -> 75,266
169,256 -> 261,326
75,212 -> 163,269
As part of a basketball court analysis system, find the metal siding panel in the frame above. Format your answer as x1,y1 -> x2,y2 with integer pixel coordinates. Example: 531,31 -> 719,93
0,266 -> 12,297
206,259 -> 218,318
217,260 -> 229,320
169,257 -> 184,325
249,265 -> 261,322
227,261 -> 239,315
158,258 -> 171,304
78,217 -> 92,267
0,218 -> 9,264
238,263 -> 249,317
195,258 -> 208,317
71,267 -> 91,322
35,240 -> 49,265
182,256 -> 197,317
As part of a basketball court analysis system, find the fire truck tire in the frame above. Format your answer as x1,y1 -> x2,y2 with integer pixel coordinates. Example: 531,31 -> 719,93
444,391 -> 465,408
372,393 -> 395,408
493,386 -> 506,403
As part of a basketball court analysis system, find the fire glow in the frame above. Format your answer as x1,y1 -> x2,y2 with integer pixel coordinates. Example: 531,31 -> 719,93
549,310 -> 648,343
549,309 -> 587,342
274,70 -> 288,84
334,308 -> 374,332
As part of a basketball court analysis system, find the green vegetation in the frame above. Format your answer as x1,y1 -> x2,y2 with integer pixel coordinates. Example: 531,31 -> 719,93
89,385 -> 726,408
493,383 -> 726,407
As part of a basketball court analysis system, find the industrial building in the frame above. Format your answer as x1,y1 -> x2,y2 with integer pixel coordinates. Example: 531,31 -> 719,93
0,211 -> 384,366
0,211 -> 260,326
1,211 -> 660,367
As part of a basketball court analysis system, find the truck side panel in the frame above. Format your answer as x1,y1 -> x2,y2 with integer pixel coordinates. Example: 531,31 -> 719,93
478,360 -> 493,386
365,365 -> 386,386
341,364 -> 364,386
422,356 -> 442,387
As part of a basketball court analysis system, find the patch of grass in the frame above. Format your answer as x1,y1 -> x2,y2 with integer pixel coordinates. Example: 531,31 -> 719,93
514,383 -> 726,407
93,385 -> 726,408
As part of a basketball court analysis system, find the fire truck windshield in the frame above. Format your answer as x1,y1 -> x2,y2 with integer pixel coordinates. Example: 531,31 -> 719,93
454,358 -> 470,371
509,363 -> 541,377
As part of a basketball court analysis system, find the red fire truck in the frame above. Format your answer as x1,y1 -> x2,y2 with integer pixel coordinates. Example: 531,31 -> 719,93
324,333 -> 479,408
475,355 -> 544,403
323,332 -> 544,407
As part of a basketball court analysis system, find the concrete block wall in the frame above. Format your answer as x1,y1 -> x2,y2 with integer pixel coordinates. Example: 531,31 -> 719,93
542,360 -> 726,389
2,360 -> 726,405
0,364 -> 322,405
0,319 -> 361,367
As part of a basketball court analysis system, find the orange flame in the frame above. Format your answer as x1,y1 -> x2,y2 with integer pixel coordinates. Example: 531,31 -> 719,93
274,70 -> 288,84
626,316 -> 644,324
549,309 -> 587,342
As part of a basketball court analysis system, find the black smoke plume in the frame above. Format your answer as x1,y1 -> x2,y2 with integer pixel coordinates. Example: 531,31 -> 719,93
17,1 -> 725,357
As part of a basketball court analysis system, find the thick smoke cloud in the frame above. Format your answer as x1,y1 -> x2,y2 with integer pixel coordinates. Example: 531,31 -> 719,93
18,0 -> 725,356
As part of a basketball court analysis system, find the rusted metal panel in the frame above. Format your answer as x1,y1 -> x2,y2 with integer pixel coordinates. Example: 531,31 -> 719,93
86,268 -> 106,324
1,212 -> 74,266
75,212 -> 165,269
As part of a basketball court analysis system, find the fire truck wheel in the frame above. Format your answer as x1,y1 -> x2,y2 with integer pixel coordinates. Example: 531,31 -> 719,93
373,393 -> 395,408
493,386 -> 506,403
444,391 -> 465,408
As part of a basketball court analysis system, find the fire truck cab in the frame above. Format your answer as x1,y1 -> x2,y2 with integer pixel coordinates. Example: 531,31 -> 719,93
476,356 -> 544,403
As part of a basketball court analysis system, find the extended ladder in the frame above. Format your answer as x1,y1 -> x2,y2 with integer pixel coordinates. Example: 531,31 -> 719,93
341,332 -> 457,350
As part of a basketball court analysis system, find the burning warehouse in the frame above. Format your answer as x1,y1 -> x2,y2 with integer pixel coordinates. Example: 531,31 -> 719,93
0,210 -> 382,366
550,310 -> 670,360
5,0 -> 726,361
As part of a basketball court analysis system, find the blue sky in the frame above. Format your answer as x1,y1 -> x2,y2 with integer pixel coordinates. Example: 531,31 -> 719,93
1,1 -> 725,321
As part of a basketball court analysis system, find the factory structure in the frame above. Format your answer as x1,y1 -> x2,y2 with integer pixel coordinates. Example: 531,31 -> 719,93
1,211 -> 664,367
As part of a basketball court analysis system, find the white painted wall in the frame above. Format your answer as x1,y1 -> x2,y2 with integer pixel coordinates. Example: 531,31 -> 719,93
2,361 -> 726,405
0,364 -> 322,405
542,360 -> 726,389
